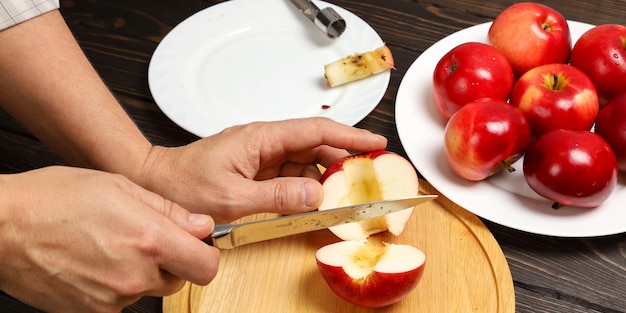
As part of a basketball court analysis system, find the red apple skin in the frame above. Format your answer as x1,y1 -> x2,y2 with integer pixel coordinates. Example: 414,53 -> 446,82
432,42 -> 514,120
316,260 -> 425,308
523,129 -> 618,208
594,92 -> 626,172
444,98 -> 531,181
509,63 -> 599,138
320,150 -> 393,184
488,2 -> 571,76
570,24 -> 626,106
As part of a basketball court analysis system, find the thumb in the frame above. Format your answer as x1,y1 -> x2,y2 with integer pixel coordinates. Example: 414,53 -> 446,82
160,202 -> 215,240
181,212 -> 215,239
241,177 -> 324,216
129,182 -> 215,239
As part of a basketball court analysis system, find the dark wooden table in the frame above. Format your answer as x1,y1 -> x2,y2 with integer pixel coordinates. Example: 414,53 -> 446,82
1,0 -> 625,312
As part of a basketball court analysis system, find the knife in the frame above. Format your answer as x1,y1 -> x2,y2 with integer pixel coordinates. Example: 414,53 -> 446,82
206,195 -> 436,249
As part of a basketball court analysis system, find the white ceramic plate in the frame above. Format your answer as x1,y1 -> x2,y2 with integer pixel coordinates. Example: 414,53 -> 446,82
148,0 -> 389,138
396,21 -> 626,237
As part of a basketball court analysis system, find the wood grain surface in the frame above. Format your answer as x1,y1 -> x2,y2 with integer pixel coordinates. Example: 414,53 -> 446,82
0,1 -> 624,313
162,179 -> 515,313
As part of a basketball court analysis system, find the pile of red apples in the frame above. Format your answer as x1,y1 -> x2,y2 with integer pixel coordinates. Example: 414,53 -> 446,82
433,2 -> 626,209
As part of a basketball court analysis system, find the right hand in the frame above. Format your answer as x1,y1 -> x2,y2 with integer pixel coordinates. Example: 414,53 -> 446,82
0,166 -> 219,313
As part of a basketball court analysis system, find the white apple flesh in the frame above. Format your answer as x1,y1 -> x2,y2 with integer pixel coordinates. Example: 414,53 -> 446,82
315,240 -> 426,308
324,45 -> 395,88
318,151 -> 420,241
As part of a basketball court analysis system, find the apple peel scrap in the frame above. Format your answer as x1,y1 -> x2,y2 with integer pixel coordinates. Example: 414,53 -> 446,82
324,45 -> 395,87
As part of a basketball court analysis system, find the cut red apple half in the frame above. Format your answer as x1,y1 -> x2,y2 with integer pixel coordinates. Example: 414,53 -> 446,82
319,151 -> 420,241
315,240 -> 426,308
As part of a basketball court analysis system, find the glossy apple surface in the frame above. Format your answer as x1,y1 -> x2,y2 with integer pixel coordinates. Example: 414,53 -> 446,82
315,240 -> 425,308
570,24 -> 626,106
432,42 -> 514,120
319,151 -> 419,241
594,92 -> 626,172
443,98 -> 531,181
523,129 -> 618,208
509,63 -> 599,138
488,2 -> 571,76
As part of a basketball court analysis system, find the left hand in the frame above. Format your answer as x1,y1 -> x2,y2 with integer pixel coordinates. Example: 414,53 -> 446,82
136,117 -> 387,223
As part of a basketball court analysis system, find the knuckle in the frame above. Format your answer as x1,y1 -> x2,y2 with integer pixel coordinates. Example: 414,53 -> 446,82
112,276 -> 146,298
132,225 -> 164,261
272,181 -> 291,212
95,277 -> 146,313
161,278 -> 187,296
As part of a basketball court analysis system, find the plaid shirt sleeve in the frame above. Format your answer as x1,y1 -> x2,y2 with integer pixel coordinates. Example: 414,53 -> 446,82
0,0 -> 60,31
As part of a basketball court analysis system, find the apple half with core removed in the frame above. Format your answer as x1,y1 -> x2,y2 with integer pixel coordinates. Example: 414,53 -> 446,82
315,240 -> 426,308
318,151 -> 420,241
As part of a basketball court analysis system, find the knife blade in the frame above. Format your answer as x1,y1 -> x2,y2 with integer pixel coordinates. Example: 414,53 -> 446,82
207,195 -> 436,249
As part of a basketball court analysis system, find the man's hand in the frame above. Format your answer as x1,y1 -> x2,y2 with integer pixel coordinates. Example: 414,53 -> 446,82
139,117 -> 387,223
0,166 -> 219,313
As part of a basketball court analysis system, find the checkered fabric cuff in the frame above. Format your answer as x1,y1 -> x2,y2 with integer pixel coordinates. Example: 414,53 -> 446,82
0,0 -> 60,31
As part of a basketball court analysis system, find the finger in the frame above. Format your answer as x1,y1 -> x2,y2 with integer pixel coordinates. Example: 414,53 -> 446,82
141,270 -> 188,298
276,145 -> 350,169
154,220 -> 221,286
120,181 -> 220,285
278,162 -> 322,180
314,145 -> 353,168
161,204 -> 214,240
235,176 -> 324,215
125,179 -> 215,239
265,117 -> 387,153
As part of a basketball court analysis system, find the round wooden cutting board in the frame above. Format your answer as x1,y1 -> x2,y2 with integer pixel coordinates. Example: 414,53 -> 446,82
163,179 -> 515,312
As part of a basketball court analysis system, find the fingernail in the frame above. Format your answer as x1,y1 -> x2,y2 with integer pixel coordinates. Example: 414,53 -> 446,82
302,181 -> 320,208
189,213 -> 212,226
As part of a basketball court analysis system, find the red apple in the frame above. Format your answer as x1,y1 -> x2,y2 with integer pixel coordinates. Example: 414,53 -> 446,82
315,240 -> 425,308
570,24 -> 626,106
523,129 -> 618,208
488,2 -> 571,76
432,42 -> 514,120
319,151 -> 419,241
594,92 -> 626,172
443,98 -> 531,181
509,63 -> 599,138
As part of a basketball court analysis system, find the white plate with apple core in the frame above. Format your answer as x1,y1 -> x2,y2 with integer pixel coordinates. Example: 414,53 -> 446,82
396,20 -> 626,237
148,0 -> 389,138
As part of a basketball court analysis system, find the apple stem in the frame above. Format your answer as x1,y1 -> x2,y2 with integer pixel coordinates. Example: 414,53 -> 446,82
499,161 -> 516,173
505,164 -> 516,173
552,202 -> 561,209
552,73 -> 558,90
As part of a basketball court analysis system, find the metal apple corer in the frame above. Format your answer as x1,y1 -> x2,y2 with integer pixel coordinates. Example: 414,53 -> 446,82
289,0 -> 346,39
